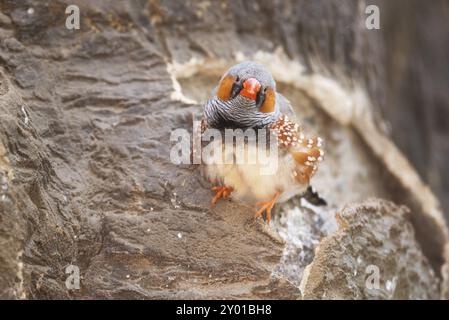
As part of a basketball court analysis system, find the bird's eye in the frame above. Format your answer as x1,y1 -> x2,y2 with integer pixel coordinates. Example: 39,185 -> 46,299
230,77 -> 243,99
256,87 -> 270,107
256,89 -> 265,108
258,88 -> 276,113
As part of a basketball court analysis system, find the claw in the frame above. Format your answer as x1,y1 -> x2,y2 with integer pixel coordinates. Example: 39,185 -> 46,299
254,192 -> 280,223
211,186 -> 234,205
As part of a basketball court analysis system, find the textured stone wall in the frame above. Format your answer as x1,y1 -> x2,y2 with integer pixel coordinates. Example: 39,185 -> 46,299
0,0 -> 447,299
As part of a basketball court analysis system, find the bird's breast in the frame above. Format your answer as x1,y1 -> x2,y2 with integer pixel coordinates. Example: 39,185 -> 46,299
201,139 -> 307,203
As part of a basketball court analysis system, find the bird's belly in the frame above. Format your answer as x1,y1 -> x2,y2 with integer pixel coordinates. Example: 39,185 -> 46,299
202,141 -> 307,202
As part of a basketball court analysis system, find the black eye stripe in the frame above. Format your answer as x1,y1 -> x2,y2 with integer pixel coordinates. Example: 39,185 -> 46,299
256,90 -> 265,108
230,82 -> 242,99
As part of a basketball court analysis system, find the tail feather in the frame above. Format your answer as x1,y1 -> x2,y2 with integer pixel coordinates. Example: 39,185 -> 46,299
302,186 -> 327,206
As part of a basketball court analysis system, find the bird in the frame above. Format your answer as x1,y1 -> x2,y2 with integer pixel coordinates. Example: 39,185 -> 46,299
200,61 -> 324,222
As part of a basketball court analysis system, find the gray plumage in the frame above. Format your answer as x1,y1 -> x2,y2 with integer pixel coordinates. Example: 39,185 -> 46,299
204,61 -> 293,129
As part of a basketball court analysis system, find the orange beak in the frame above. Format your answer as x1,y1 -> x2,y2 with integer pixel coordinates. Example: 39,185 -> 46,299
239,78 -> 261,100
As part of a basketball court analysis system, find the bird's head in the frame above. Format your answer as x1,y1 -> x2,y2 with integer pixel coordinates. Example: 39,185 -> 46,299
204,61 -> 279,129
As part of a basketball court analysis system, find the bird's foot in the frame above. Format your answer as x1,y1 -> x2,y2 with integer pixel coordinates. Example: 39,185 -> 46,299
254,192 -> 280,223
211,185 -> 234,205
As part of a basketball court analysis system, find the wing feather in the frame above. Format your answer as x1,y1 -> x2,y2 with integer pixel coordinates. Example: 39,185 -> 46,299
270,114 -> 324,184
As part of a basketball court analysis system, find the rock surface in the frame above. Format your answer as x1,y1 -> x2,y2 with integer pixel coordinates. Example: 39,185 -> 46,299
0,0 -> 448,299
300,199 -> 439,300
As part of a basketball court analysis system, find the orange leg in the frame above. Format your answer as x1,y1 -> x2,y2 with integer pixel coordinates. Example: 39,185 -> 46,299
211,185 -> 234,205
254,192 -> 280,222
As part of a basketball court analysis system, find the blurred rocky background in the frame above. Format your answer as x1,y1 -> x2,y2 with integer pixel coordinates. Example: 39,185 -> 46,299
0,0 -> 448,299
379,0 -> 449,222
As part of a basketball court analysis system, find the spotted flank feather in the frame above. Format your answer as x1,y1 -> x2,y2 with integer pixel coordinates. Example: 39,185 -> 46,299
270,114 -> 324,184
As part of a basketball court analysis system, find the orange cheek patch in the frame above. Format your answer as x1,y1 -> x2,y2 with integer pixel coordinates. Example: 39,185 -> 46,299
260,88 -> 275,113
217,75 -> 236,101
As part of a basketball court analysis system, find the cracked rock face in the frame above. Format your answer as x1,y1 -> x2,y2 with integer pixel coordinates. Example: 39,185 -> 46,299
300,200 -> 439,300
0,0 -> 448,299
